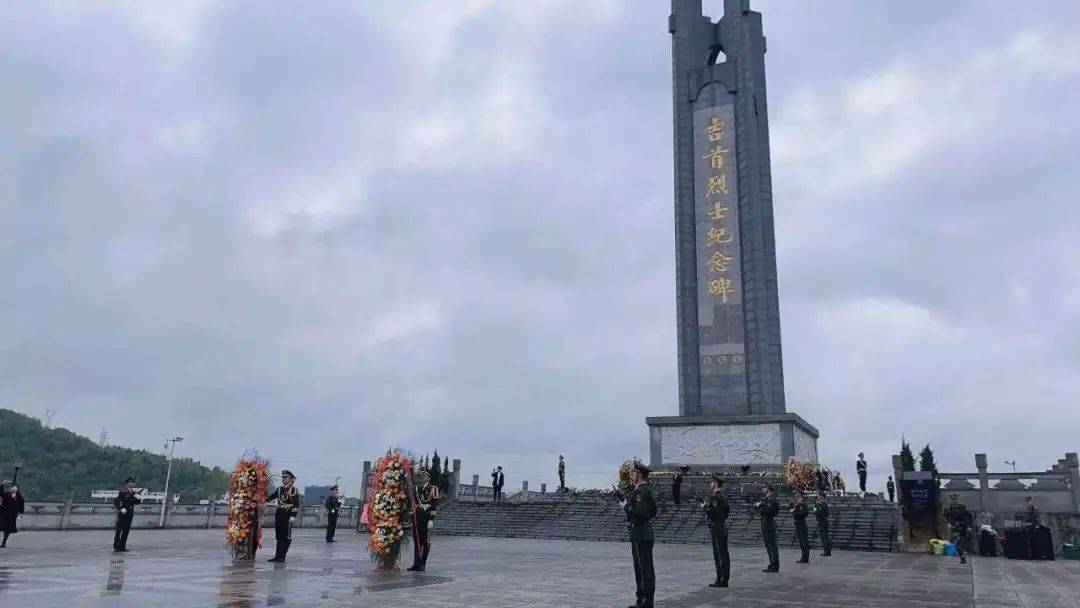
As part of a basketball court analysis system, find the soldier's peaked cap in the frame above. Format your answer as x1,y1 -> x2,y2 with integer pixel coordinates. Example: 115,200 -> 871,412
281,470 -> 295,479
632,461 -> 651,475
123,476 -> 136,484
711,473 -> 725,485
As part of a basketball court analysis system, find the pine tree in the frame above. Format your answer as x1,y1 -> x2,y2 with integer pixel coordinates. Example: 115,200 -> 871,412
900,440 -> 916,472
918,444 -> 937,472
430,449 -> 442,487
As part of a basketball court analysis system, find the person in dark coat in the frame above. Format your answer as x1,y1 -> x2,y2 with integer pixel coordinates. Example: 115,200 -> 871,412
944,494 -> 973,564
886,476 -> 895,502
815,496 -> 832,556
755,484 -> 780,572
701,474 -> 730,587
266,470 -> 301,563
408,471 -> 441,572
113,476 -> 141,552
622,461 -> 657,608
558,456 -> 567,492
1,483 -> 26,547
324,485 -> 342,543
856,453 -> 868,493
672,466 -> 688,506
491,466 -> 505,502
790,490 -> 810,563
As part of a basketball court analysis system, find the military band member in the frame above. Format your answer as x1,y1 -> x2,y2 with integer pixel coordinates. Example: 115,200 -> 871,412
325,485 -> 342,543
408,471 -> 440,571
622,462 -> 657,608
267,470 -> 301,563
755,484 -> 780,572
815,496 -> 832,556
701,474 -> 730,588
113,476 -> 141,552
790,491 -> 810,563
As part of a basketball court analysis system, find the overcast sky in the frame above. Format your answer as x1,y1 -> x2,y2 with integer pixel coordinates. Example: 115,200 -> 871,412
3,1 -> 1079,496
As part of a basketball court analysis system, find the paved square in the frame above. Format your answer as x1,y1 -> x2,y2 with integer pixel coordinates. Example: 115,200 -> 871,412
0,529 -> 1077,606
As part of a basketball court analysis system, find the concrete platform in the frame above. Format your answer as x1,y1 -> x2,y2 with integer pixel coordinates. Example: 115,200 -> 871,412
0,528 -> 1077,606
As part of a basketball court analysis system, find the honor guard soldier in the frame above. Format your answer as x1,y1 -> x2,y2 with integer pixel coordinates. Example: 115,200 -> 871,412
790,491 -> 810,563
622,461 -> 657,608
113,476 -> 141,552
267,470 -> 301,563
755,484 -> 780,572
815,496 -> 832,556
408,470 -> 440,571
701,474 -> 730,588
325,485 -> 342,543
886,476 -> 896,502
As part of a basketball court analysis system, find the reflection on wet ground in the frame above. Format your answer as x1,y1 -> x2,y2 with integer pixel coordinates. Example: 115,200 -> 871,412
1,528 -> 1075,607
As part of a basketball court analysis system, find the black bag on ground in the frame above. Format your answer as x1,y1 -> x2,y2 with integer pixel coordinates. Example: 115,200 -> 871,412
1004,527 -> 1031,559
1030,525 -> 1054,560
978,530 -> 998,556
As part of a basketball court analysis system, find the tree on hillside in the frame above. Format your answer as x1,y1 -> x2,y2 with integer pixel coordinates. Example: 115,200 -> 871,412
430,449 -> 442,488
900,440 -> 916,472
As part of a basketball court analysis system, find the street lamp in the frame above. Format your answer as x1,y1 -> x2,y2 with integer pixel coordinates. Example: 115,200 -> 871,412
11,458 -> 22,484
159,437 -> 184,528
1004,460 -> 1017,474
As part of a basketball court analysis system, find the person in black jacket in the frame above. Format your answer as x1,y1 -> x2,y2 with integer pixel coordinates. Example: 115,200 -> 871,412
266,470 -> 301,563
944,494 -> 972,564
701,474 -> 730,587
886,476 -> 895,502
408,471 -> 440,572
324,485 -> 342,543
790,491 -> 810,564
672,466 -> 688,507
1,483 -> 26,548
113,476 -> 141,552
815,496 -> 832,556
755,484 -> 780,572
491,466 -> 505,502
856,453 -> 868,493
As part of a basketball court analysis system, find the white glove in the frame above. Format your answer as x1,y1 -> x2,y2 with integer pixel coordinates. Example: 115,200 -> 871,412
619,500 -> 627,508
120,508 -> 127,514
421,504 -> 431,511
289,517 -> 296,523
427,520 -> 434,530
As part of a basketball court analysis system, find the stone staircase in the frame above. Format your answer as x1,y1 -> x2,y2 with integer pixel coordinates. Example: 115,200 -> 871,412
434,491 -> 899,552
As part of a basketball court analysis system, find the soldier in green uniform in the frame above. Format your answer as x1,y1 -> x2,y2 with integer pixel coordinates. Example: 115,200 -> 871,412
754,483 -> 780,572
815,495 -> 832,556
621,461 -> 657,608
701,474 -> 730,587
790,490 -> 810,563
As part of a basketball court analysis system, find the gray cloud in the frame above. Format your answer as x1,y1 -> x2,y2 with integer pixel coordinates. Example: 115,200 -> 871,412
2,0 -> 1079,494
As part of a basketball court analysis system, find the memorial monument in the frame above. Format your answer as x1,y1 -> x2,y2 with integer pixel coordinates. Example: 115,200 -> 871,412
647,0 -> 819,469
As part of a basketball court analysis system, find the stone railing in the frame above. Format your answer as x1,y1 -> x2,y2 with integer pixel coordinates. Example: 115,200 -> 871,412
16,501 -> 360,531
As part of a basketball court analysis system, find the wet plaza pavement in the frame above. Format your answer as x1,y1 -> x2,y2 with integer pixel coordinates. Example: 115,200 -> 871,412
0,528 -> 1078,606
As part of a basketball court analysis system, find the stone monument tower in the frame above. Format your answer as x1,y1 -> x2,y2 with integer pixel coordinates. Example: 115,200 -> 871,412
647,0 -> 818,469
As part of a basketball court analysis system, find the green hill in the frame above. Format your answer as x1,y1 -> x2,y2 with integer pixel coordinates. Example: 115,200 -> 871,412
0,409 -> 229,502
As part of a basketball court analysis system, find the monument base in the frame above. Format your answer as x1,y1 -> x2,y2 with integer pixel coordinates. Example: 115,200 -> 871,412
646,413 -> 819,469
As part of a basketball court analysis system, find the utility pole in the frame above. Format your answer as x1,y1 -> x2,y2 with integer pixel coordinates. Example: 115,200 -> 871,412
11,458 -> 22,484
159,436 -> 184,528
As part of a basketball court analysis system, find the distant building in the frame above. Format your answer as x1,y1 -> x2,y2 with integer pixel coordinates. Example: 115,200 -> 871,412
303,485 -> 335,506
90,489 -> 180,504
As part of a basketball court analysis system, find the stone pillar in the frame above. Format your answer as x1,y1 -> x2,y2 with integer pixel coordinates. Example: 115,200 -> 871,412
541,483 -> 547,494
521,481 -> 529,503
1066,453 -> 1080,513
206,493 -> 215,529
60,498 -> 73,531
472,474 -> 479,502
975,453 -> 990,511
452,459 -> 462,499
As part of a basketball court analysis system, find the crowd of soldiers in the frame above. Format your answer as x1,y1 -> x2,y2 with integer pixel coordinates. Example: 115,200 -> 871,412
621,462 -> 839,608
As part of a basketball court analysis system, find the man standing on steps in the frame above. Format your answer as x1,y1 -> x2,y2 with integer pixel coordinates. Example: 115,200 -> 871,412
886,476 -> 895,502
112,476 -> 141,552
755,484 -> 780,572
622,461 -> 657,608
669,466 -> 686,509
558,456 -> 567,492
815,496 -> 832,556
491,466 -> 504,502
790,491 -> 810,564
856,453 -> 868,493
701,474 -> 730,588
324,485 -> 342,543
